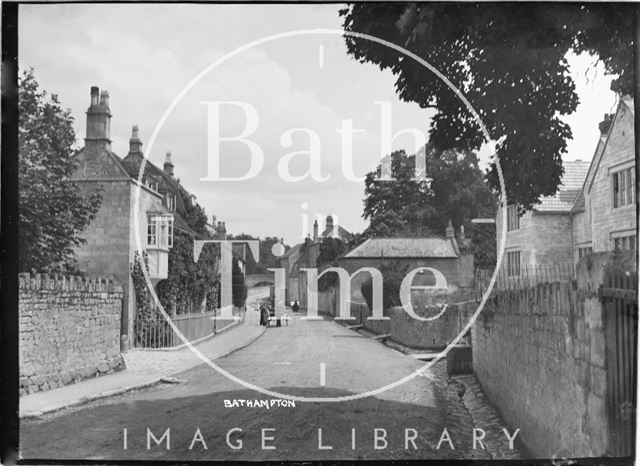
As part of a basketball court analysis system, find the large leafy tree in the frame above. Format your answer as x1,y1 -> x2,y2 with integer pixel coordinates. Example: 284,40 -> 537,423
363,147 -> 497,266
341,3 -> 634,209
18,68 -> 102,273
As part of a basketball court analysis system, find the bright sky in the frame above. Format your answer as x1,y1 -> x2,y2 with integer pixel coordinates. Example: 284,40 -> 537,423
19,4 -> 618,245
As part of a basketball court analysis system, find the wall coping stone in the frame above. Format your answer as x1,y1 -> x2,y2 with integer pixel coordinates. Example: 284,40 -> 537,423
18,272 -> 123,294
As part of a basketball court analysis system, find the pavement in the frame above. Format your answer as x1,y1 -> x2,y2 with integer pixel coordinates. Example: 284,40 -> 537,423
19,288 -> 269,419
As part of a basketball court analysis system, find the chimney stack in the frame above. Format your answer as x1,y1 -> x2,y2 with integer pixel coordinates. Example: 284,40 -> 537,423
85,86 -> 112,152
326,215 -> 335,237
313,220 -> 319,240
216,221 -> 226,240
599,113 -> 613,136
128,125 -> 142,155
164,151 -> 174,176
445,219 -> 454,239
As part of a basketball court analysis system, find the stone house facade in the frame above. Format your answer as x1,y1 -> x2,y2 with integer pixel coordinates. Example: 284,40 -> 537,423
571,96 -> 636,257
496,96 -> 636,275
337,224 -> 475,306
71,86 -> 221,349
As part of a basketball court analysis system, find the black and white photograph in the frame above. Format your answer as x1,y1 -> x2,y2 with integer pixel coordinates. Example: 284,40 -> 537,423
1,1 -> 638,463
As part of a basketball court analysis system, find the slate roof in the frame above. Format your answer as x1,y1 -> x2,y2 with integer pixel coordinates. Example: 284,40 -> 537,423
120,151 -> 194,234
343,237 -> 458,259
535,160 -> 590,213
321,224 -> 354,241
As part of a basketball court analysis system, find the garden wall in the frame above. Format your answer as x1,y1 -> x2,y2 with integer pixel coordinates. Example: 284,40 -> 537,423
460,253 -> 630,457
19,273 -> 125,395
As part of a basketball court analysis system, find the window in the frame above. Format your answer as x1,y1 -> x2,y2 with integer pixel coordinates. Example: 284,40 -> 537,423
507,205 -> 520,231
612,233 -> 636,251
147,214 -> 174,248
147,179 -> 159,192
165,194 -> 176,212
506,250 -> 521,277
577,246 -> 593,261
612,167 -> 635,208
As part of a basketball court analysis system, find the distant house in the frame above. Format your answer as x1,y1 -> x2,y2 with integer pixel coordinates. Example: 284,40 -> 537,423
496,96 -> 636,276
280,215 -> 353,306
337,223 -> 475,303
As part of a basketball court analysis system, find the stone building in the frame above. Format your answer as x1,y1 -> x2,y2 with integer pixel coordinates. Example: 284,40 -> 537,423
71,86 -> 219,349
280,215 -> 353,305
337,223 -> 475,304
570,96 -> 636,258
496,96 -> 636,275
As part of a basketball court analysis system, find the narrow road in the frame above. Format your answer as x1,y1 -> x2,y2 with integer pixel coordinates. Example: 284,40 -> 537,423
21,297 -> 502,461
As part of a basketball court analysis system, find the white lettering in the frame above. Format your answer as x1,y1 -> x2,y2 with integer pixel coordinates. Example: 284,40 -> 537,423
201,101 -> 264,181
189,428 -> 208,450
278,128 -> 329,182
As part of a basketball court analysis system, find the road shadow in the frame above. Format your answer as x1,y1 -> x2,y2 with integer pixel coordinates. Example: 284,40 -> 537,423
19,385 -> 505,461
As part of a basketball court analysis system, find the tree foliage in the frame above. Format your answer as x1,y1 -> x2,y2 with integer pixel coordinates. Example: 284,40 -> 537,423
227,234 -> 282,275
18,68 -> 103,272
232,256 -> 248,308
156,188 -> 220,314
340,3 -> 634,209
360,261 -> 408,310
362,147 -> 497,266
315,237 -> 351,291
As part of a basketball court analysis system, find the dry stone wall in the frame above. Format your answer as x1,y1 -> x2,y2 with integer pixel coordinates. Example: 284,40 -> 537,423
19,273 -> 125,395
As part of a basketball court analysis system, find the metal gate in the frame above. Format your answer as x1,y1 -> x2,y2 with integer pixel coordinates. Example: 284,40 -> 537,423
601,270 -> 638,457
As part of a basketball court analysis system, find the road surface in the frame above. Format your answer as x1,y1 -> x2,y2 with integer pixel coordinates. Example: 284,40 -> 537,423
21,289 -> 503,461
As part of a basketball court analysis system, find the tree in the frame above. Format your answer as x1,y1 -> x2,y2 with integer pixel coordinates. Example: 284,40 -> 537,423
232,256 -> 248,308
340,3 -> 635,209
360,261 -> 408,311
156,187 -> 219,314
18,68 -> 102,273
363,147 -> 497,266
315,237 -> 351,291
227,234 -> 282,275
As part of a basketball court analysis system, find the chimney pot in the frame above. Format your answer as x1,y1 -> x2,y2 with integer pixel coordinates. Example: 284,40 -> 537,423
164,151 -> 174,176
99,90 -> 110,108
90,87 -> 99,106
445,220 -> 454,239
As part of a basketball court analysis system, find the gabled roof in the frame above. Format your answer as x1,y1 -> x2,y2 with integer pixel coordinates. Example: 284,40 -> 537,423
343,237 -> 458,259
534,160 -> 590,213
585,95 -> 634,195
321,224 -> 353,241
72,146 -> 132,181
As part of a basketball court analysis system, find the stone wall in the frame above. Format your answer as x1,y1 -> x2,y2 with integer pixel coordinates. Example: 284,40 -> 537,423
461,253 -> 632,457
19,273 -> 125,395
388,300 -> 469,349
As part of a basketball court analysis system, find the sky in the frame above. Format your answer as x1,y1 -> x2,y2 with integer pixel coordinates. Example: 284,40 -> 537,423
19,3 -> 618,245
